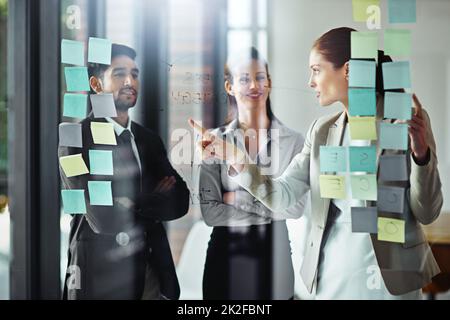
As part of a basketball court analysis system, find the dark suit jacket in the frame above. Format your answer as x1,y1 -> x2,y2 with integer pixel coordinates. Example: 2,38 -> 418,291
59,116 -> 189,299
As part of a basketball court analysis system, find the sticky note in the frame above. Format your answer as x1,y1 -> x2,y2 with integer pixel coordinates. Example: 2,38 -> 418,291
61,190 -> 86,214
384,29 -> 412,57
319,175 -> 346,199
351,207 -> 378,233
348,88 -> 376,116
89,150 -> 114,175
351,174 -> 377,201
65,67 -> 90,92
91,122 -> 117,145
349,60 -> 376,88
61,39 -> 85,66
378,217 -> 405,243
349,116 -> 377,140
388,0 -> 416,24
59,123 -> 83,148
380,123 -> 408,150
379,154 -> 408,181
63,93 -> 88,119
382,61 -> 411,90
60,154 -> 89,178
88,37 -> 112,65
349,146 -> 377,173
320,146 -> 347,173
90,94 -> 117,118
351,31 -> 378,61
384,92 -> 412,120
88,181 -> 113,206
377,186 -> 405,213
352,0 -> 380,22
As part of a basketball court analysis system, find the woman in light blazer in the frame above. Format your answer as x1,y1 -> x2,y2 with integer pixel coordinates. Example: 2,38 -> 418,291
198,47 -> 308,300
190,28 -> 442,299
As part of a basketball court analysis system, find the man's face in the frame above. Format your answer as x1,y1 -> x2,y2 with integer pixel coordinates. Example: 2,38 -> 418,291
101,55 -> 140,111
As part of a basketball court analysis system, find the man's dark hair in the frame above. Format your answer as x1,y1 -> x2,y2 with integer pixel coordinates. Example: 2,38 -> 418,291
87,43 -> 137,80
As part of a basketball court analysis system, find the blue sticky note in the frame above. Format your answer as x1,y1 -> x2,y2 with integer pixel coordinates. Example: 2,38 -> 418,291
88,181 -> 113,206
388,0 -> 416,23
65,67 -> 90,92
349,146 -> 377,173
349,88 -> 376,116
380,123 -> 408,150
89,150 -> 114,175
382,61 -> 411,90
61,39 -> 85,66
349,60 -> 376,88
384,92 -> 412,120
63,93 -> 88,119
320,146 -> 347,173
61,190 -> 86,214
88,37 -> 112,65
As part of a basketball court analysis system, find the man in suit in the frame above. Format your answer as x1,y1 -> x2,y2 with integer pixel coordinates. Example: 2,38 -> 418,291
60,44 -> 190,299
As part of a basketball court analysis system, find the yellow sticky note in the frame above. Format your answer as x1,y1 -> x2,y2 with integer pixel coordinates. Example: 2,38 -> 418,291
378,217 -> 405,243
352,0 -> 380,22
91,122 -> 117,145
60,154 -> 89,178
319,175 -> 346,199
349,116 -> 377,140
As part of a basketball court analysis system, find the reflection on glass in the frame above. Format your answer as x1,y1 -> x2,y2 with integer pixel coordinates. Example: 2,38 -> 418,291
227,30 -> 252,58
227,0 -> 251,29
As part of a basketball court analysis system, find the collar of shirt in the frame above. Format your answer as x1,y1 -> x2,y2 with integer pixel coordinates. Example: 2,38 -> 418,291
105,116 -> 135,139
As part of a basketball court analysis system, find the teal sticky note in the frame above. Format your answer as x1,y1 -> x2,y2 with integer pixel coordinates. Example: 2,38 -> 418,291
349,88 -> 376,116
89,150 -> 114,175
384,29 -> 412,57
384,92 -> 412,120
65,67 -> 90,92
382,61 -> 411,90
61,190 -> 86,214
349,146 -> 377,173
388,0 -> 416,23
320,146 -> 347,173
349,60 -> 376,88
351,174 -> 377,201
380,123 -> 408,150
351,31 -> 378,61
88,181 -> 113,206
88,37 -> 112,65
63,93 -> 88,119
61,39 -> 85,66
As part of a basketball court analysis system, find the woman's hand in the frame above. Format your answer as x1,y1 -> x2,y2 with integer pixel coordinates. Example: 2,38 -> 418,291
408,94 -> 430,164
223,192 -> 236,205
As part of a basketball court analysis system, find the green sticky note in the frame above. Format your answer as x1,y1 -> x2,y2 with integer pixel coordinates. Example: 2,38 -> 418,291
382,61 -> 411,90
351,31 -> 378,60
349,146 -> 377,173
89,150 -> 114,175
61,39 -> 85,66
384,29 -> 412,57
319,175 -> 346,199
351,174 -> 377,201
349,88 -> 376,116
88,181 -> 113,206
388,0 -> 416,24
59,154 -> 89,178
349,116 -> 377,140
63,93 -> 88,119
320,146 -> 347,173
88,37 -> 112,65
91,122 -> 117,145
384,92 -> 412,120
61,190 -> 86,214
380,123 -> 408,150
352,0 -> 380,22
65,67 -> 90,92
349,60 -> 376,88
378,217 -> 405,243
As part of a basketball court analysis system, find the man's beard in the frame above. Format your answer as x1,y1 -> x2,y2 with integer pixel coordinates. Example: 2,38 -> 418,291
114,97 -> 137,112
